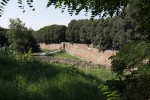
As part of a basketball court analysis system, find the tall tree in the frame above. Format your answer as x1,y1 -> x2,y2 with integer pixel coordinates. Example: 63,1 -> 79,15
66,20 -> 81,43
7,18 -> 40,53
35,25 -> 66,44
0,27 -> 7,47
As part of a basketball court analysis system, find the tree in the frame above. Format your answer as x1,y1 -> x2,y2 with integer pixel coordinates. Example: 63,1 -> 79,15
66,20 -> 83,43
7,18 -> 40,53
109,41 -> 150,99
0,0 -> 149,43
34,25 -> 66,44
0,27 -> 8,47
0,0 -> 149,28
94,18 -> 112,50
79,19 -> 98,44
0,0 -> 128,18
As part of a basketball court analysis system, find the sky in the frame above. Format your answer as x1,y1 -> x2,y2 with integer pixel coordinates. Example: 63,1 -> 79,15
0,0 -> 93,30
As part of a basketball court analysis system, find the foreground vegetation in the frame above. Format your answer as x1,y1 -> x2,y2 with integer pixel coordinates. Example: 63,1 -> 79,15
0,62 -> 106,100
0,47 -> 117,100
79,67 -> 116,81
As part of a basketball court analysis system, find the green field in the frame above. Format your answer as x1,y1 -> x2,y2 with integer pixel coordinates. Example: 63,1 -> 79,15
41,49 -> 59,52
51,50 -> 80,60
0,60 -> 115,100
33,50 -> 81,60
78,67 -> 116,81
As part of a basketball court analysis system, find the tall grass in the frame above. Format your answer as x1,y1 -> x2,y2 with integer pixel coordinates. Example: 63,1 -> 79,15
78,67 -> 116,81
0,60 -> 107,100
0,47 -> 117,100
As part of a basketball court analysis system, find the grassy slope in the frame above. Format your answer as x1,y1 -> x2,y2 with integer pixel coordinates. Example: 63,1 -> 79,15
41,49 -> 59,52
32,50 -> 80,60
78,67 -> 116,81
52,51 -> 80,60
51,51 -> 116,81
0,60 -> 115,100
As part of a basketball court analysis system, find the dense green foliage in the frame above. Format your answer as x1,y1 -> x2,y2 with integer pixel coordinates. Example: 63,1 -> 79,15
7,18 -> 40,53
66,15 -> 136,50
35,8 -> 138,50
128,0 -> 150,38
66,19 -> 98,44
0,0 -> 149,36
105,1 -> 150,99
108,41 -> 150,99
0,46 -> 32,65
111,41 -> 150,76
34,25 -> 66,44
0,27 -> 8,47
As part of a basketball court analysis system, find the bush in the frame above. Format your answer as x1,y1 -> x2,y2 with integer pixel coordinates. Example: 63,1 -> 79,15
109,41 -> 150,100
0,46 -> 15,64
0,46 -> 32,65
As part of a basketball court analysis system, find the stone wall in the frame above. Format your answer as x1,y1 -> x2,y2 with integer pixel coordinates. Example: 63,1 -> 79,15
40,43 -> 61,50
39,42 -> 117,66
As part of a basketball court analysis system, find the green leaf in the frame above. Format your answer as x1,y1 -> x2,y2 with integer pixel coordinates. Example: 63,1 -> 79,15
1,2 -> 6,6
2,0 -> 7,3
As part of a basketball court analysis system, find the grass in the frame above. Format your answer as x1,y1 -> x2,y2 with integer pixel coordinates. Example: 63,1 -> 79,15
78,67 -> 116,81
32,49 -> 80,60
0,59 -> 115,100
51,50 -> 80,60
41,49 -> 58,52
0,47 -> 116,100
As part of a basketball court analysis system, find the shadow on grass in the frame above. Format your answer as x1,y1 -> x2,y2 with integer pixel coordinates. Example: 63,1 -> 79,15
0,60 -> 105,100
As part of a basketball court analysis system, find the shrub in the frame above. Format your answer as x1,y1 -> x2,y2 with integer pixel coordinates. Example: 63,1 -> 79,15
0,46 -> 32,65
0,46 -> 15,64
109,41 -> 150,100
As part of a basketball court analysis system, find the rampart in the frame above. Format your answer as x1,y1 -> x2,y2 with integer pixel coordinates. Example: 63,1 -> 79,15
40,43 -> 117,66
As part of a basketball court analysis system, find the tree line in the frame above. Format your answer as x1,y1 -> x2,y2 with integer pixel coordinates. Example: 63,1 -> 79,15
1,16 -> 138,51
0,27 -> 8,47
34,7 -> 140,50
33,25 -> 66,44
0,5 -> 147,51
